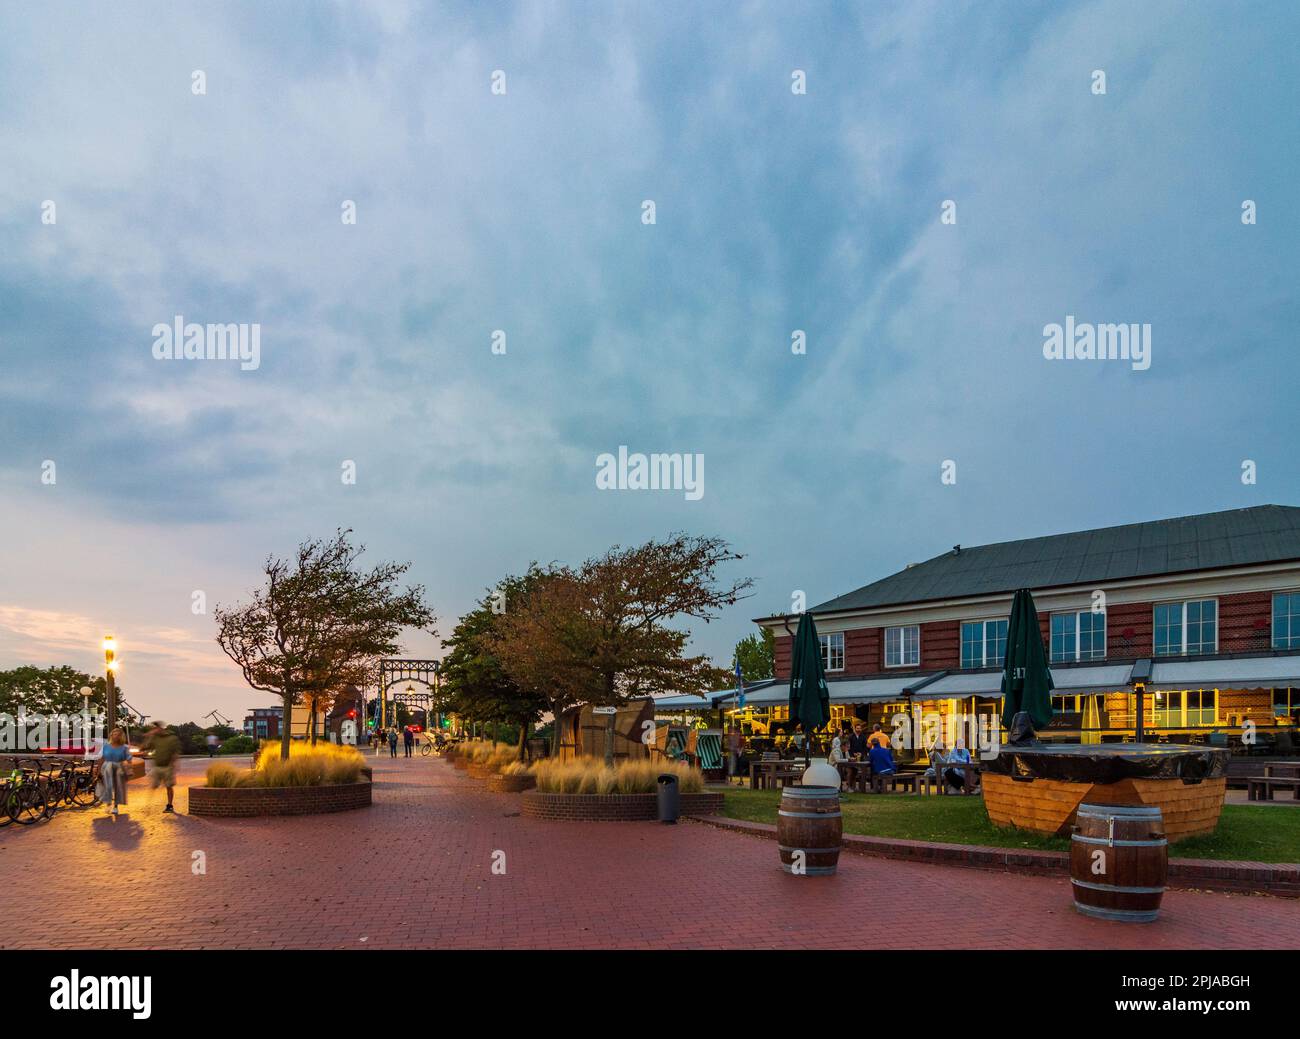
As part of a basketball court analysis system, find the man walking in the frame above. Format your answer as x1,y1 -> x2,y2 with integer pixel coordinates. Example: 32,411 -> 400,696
142,721 -> 182,814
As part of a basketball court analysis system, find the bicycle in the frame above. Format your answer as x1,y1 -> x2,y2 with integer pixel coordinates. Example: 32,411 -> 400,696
2,760 -> 49,825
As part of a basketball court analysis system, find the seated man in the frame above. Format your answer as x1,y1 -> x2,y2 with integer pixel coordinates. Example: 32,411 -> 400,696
868,740 -> 896,779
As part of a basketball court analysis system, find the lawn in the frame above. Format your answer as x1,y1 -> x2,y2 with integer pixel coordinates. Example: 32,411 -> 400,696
718,788 -> 1300,863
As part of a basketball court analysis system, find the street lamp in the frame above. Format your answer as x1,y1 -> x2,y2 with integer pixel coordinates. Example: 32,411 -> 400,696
103,635 -> 118,733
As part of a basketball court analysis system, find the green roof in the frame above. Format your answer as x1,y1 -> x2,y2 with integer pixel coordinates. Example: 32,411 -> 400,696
806,505 -> 1300,615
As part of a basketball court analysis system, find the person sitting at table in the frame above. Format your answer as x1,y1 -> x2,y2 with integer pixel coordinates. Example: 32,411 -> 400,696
868,739 -> 895,777
925,742 -> 946,778
944,738 -> 973,792
867,723 -> 890,749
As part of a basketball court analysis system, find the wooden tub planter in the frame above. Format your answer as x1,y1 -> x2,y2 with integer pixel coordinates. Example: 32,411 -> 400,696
188,780 -> 372,818
486,772 -> 537,793
982,744 -> 1229,843
520,790 -> 724,821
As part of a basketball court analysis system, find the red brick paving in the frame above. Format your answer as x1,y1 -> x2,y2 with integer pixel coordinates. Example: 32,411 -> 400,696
2,754 -> 1297,950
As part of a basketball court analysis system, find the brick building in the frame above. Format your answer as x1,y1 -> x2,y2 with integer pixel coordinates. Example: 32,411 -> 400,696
660,505 -> 1300,755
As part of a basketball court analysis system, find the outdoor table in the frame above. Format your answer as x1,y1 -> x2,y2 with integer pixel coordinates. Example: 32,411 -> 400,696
750,760 -> 793,790
936,760 -> 981,795
836,760 -> 871,793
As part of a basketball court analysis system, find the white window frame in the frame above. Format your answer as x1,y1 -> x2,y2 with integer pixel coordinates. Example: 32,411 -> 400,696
1273,590 -> 1300,650
1153,598 -> 1218,657
884,625 -> 919,668
819,631 -> 845,672
1050,609 -> 1107,663
960,618 -> 1007,669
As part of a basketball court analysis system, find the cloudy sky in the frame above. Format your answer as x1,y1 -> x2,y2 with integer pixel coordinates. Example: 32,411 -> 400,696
1,0 -> 1297,724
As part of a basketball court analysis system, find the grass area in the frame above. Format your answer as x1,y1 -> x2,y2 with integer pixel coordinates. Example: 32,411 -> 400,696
718,788 -> 1300,863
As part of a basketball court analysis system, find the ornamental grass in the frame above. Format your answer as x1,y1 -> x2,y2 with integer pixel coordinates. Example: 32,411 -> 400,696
529,757 -> 702,795
205,741 -> 367,787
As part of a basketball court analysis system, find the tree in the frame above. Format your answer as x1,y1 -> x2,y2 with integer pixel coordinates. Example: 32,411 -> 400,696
489,534 -> 753,752
732,627 -> 775,681
441,568 -> 552,759
0,666 -> 110,716
214,530 -> 436,759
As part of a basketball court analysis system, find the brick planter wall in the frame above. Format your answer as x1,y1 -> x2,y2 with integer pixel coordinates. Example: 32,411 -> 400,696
187,781 -> 372,817
451,757 -> 471,770
486,773 -> 537,793
520,790 -> 724,821
466,762 -> 499,779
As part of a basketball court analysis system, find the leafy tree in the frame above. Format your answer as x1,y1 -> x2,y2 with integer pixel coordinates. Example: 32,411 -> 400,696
441,568 -> 551,758
489,534 -> 753,752
732,627 -> 775,681
0,666 -> 111,716
214,529 -> 436,759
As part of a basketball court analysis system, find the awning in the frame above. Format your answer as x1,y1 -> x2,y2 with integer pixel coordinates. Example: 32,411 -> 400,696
1149,654 -> 1300,690
713,675 -> 929,708
917,663 -> 1135,699
649,693 -> 713,711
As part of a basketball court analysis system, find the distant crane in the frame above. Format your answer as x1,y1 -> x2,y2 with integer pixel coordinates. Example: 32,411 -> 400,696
205,709 -> 233,728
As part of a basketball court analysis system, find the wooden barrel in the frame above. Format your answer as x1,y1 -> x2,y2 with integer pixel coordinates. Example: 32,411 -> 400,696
777,786 -> 842,876
1070,803 -> 1167,923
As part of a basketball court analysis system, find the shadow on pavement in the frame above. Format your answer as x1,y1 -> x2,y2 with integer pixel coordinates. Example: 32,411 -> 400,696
90,813 -> 144,850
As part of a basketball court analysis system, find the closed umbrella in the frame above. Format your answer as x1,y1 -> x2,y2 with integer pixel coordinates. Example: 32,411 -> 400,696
1000,588 -> 1054,734
788,613 -> 831,765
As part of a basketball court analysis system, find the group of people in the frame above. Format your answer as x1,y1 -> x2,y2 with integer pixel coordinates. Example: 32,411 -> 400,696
827,722 -> 897,782
369,726 -> 418,757
98,721 -> 182,816
827,724 -> 975,792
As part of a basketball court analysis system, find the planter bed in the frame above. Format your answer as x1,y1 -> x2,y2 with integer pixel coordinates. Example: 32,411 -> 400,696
466,762 -> 498,779
486,773 -> 536,793
520,790 -> 724,822
451,756 -> 471,770
188,781 -> 372,817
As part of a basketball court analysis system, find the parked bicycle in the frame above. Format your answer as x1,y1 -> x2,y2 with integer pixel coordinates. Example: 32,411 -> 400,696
1,759 -> 49,825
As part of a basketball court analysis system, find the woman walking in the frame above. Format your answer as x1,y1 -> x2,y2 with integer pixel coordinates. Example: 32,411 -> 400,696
100,727 -> 132,816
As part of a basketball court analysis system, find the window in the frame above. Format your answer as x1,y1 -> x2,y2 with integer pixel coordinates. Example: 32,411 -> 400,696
819,632 -> 845,672
1050,610 -> 1107,663
1154,599 -> 1216,656
1274,593 -> 1300,650
1051,694 -> 1080,715
885,625 -> 919,667
960,619 -> 1008,668
1274,688 -> 1299,722
1154,689 -> 1217,727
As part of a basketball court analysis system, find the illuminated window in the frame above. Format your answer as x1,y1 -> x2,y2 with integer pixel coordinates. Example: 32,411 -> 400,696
1050,610 -> 1107,662
818,632 -> 845,672
1154,599 -> 1216,656
960,619 -> 1007,668
1153,689 -> 1216,727
885,625 -> 919,667
1274,593 -> 1300,650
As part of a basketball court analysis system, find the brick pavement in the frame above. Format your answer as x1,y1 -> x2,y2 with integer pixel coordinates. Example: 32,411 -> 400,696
2,754 -> 1298,950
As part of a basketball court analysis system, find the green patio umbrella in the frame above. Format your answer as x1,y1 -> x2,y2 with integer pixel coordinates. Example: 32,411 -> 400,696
1000,587 -> 1055,733
788,612 -> 831,766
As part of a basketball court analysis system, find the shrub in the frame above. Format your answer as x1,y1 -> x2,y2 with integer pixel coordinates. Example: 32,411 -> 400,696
205,741 -> 366,787
218,735 -> 256,755
501,761 -> 532,776
530,757 -> 703,795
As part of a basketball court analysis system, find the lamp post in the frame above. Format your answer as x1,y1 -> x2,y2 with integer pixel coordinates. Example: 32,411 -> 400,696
1134,680 -> 1146,743
103,636 -> 118,734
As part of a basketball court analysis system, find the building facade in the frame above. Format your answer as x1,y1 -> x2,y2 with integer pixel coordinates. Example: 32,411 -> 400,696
722,506 -> 1300,756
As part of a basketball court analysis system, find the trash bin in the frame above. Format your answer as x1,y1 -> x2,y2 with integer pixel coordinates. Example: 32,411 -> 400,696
657,773 -> 680,823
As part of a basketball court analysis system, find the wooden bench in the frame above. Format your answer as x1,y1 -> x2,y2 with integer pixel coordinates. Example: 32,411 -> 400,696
1247,776 -> 1300,801
870,771 -> 919,794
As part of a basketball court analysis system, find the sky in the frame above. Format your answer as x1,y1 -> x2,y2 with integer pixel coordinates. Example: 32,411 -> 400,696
1,0 -> 1298,725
